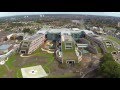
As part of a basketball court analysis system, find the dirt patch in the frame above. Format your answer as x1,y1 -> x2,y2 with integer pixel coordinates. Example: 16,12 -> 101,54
3,70 -> 15,78
14,55 -> 48,67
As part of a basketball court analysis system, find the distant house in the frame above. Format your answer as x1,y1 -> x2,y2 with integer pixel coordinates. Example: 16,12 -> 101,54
71,20 -> 80,24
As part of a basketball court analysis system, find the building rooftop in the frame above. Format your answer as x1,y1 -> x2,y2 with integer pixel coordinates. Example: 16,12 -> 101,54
0,44 -> 12,50
62,42 -> 78,62
25,33 -> 43,41
39,28 -> 91,36
61,34 -> 78,62
81,30 -> 94,35
37,30 -> 47,34
48,28 -> 70,33
62,35 -> 73,42
72,28 -> 80,31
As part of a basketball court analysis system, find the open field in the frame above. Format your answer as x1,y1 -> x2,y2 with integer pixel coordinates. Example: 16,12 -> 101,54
107,35 -> 120,45
96,46 -> 102,53
0,44 -> 80,78
0,46 -> 54,78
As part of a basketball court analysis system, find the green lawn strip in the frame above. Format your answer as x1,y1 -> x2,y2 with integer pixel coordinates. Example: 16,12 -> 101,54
105,27 -> 116,31
5,53 -> 22,78
6,53 -> 18,69
96,46 -> 102,53
47,73 -> 75,78
0,65 -> 8,77
31,47 -> 55,72
107,47 -> 116,53
107,35 -> 120,45
42,54 -> 54,74
15,69 -> 22,78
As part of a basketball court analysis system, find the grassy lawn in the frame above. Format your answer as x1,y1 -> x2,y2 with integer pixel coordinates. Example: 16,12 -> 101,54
5,53 -> 21,78
0,53 -> 19,77
96,46 -> 102,53
31,47 -> 54,65
103,40 -> 116,53
0,65 -> 8,77
0,44 -> 79,78
21,47 -> 54,77
0,46 -> 55,78
105,27 -> 116,30
32,47 -> 54,73
107,35 -> 120,45
6,53 -> 18,69
107,47 -> 116,53
62,42 -> 78,63
15,69 -> 22,78
47,73 -> 76,78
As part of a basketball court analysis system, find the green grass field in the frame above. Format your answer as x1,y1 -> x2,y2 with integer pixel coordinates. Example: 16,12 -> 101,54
103,40 -> 116,53
62,42 -> 78,63
96,46 -> 102,53
0,45 -> 80,78
47,73 -> 76,78
107,46 -> 116,53
105,27 -> 116,30
107,35 -> 120,45
0,46 -> 55,78
0,65 -> 8,77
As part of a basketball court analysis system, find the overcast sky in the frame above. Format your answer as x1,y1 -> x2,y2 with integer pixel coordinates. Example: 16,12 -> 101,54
0,12 -> 120,17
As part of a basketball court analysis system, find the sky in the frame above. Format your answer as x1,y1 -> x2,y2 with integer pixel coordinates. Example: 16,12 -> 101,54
0,12 -> 120,17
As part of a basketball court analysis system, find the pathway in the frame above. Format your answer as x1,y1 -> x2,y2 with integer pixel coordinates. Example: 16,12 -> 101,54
4,64 -> 11,72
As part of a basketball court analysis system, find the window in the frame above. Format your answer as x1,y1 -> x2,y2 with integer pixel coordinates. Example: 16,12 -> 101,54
65,47 -> 72,49
66,43 -> 72,46
24,42 -> 28,44
22,45 -> 28,47
20,50 -> 26,54
65,42 -> 72,49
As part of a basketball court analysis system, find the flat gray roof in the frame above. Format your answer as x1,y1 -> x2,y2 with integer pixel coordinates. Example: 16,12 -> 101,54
25,34 -> 43,41
0,44 -> 11,50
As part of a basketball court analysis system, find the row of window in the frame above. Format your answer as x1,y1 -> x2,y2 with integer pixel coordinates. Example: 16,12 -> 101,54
65,42 -> 73,49
29,40 -> 44,52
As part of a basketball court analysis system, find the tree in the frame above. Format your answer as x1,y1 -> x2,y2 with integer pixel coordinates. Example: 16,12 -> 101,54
16,36 -> 23,40
29,30 -> 35,35
101,53 -> 114,62
22,28 -> 30,34
5,28 -> 10,32
10,36 -> 15,40
99,53 -> 120,78
3,37 -> 8,41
